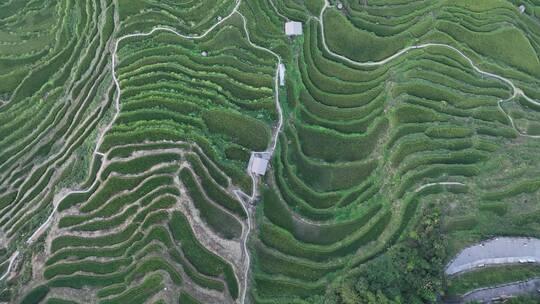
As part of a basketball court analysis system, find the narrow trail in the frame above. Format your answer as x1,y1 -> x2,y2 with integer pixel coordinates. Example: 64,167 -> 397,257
0,251 -> 19,282
414,182 -> 466,193
232,11 -> 284,303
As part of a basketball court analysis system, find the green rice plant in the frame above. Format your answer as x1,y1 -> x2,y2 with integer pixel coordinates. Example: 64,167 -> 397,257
476,125 -> 517,138
397,149 -> 488,176
253,272 -> 326,299
437,21 -> 540,77
472,107 -> 509,124
186,153 -> 246,218
273,163 -> 336,221
478,201 -> 508,216
60,175 -> 175,228
122,92 -> 202,115
51,224 -> 138,253
482,179 -> 540,201
299,105 -> 383,134
81,173 -> 173,213
12,38 -> 76,102
301,66 -> 383,108
125,257 -> 182,285
397,164 -> 479,198
295,118 -> 387,162
47,268 -> 129,289
202,108 -> 270,151
126,226 -> 174,256
19,285 -> 49,304
190,148 -> 229,188
46,232 -> 145,266
225,144 -> 251,162
44,258 -> 133,279
279,150 -> 342,209
337,180 -> 377,207
301,45 -> 382,96
107,142 -> 187,159
117,108 -> 205,129
100,127 -> 185,152
444,216 -> 479,232
425,125 -> 473,138
168,249 -> 225,292
0,192 -> 16,211
272,143 -> 341,220
179,292 -> 202,304
390,103 -> 446,125
305,21 -> 387,82
140,210 -> 170,229
99,272 -> 164,304
191,134 -> 251,191
255,241 -> 342,281
180,168 -> 242,239
288,129 -> 379,191
263,187 -> 384,245
100,153 -> 181,179
97,284 -> 126,299
259,211 -> 391,262
168,211 -> 239,299
322,9 -> 421,62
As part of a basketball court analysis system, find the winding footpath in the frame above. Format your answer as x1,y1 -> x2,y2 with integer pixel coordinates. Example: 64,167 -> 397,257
0,251 -> 19,281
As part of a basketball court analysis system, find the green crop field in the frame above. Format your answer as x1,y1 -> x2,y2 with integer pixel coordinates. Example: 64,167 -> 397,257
1,0 -> 540,303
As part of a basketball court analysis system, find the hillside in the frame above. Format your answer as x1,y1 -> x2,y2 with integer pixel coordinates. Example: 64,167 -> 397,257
1,0 -> 540,303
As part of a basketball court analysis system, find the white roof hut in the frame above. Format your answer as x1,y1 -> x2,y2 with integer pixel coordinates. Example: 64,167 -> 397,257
285,21 -> 303,36
519,5 -> 526,14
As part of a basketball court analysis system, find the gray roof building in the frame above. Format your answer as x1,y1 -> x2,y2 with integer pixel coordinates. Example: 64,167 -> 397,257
285,21 -> 303,36
249,155 -> 269,176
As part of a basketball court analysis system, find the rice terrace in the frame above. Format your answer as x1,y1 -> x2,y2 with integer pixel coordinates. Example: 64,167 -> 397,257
2,0 -> 540,303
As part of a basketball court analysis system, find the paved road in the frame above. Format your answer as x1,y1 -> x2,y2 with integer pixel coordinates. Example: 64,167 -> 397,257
446,237 -> 540,275
460,278 -> 540,303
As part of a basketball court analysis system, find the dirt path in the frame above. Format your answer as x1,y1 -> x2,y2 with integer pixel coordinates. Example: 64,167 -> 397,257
0,251 -> 19,281
414,182 -> 466,193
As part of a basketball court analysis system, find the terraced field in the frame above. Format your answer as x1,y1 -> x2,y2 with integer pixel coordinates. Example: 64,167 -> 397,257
1,0 -> 540,303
